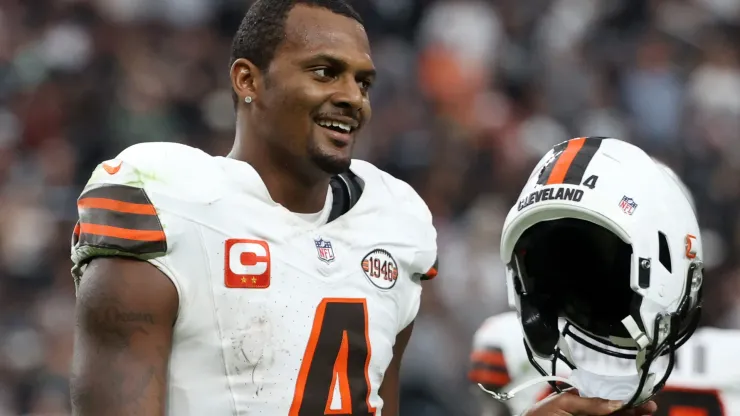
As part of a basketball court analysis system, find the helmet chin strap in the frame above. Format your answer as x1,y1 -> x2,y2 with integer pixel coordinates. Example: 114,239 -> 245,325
478,319 -> 658,406
478,375 -> 572,402
622,315 -> 651,349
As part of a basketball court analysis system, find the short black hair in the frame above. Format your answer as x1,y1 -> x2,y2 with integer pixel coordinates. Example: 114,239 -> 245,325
230,0 -> 363,71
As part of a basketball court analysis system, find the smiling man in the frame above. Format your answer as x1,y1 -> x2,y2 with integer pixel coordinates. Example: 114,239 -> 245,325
69,1 -> 439,415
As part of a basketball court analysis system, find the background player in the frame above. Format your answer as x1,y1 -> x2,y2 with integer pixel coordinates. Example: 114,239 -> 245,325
472,310 -> 740,415
69,1 -> 437,415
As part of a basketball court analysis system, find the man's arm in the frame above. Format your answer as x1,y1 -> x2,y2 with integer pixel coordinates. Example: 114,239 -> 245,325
70,257 -> 179,416
378,321 -> 414,416
524,389 -> 658,416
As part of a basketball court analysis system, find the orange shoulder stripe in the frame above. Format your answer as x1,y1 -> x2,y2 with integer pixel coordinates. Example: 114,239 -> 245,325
79,223 -> 166,242
78,197 -> 157,215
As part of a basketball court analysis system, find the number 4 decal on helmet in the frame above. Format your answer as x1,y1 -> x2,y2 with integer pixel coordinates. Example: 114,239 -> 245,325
582,175 -> 598,190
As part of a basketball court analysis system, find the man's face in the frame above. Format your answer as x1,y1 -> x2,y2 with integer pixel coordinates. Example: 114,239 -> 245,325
258,4 -> 374,174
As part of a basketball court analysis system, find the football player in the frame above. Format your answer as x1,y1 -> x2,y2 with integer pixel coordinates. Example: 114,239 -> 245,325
69,1 -> 437,415
472,313 -> 740,415
472,137 -> 706,415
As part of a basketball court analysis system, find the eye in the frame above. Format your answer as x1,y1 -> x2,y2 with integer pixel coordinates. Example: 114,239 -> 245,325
358,79 -> 373,93
312,67 -> 335,80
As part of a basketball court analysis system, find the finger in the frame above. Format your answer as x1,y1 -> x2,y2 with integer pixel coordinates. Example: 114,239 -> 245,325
634,400 -> 658,415
555,393 -> 624,415
607,400 -> 657,416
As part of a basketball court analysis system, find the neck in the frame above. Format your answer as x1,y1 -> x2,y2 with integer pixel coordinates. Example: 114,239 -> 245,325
230,120 -> 330,214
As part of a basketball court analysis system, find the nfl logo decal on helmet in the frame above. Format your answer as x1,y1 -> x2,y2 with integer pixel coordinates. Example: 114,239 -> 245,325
314,237 -> 335,264
618,195 -> 638,215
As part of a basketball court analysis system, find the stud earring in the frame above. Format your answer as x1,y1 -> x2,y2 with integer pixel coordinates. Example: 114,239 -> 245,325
244,96 -> 253,104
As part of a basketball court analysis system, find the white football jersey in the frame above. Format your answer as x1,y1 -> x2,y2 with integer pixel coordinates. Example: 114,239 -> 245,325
471,311 -> 740,416
71,142 -> 438,416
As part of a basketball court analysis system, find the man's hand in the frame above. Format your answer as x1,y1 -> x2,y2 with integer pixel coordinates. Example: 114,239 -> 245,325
524,389 -> 657,416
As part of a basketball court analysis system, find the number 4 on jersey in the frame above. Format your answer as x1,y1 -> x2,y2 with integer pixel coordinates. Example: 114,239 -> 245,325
289,298 -> 376,415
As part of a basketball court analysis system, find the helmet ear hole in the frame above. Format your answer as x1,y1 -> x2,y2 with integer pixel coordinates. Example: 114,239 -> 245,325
658,231 -> 671,273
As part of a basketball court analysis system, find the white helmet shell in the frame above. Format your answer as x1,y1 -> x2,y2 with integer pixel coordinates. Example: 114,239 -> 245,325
652,158 -> 697,215
502,137 -> 701,347
497,137 -> 704,407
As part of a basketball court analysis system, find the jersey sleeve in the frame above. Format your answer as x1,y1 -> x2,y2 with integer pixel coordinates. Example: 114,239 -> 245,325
72,182 -> 166,264
70,147 -> 182,295
469,313 -> 526,391
398,182 -> 438,331
418,256 -> 439,280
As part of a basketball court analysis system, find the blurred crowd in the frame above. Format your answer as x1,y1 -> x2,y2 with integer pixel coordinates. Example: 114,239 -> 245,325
1,0 -> 740,415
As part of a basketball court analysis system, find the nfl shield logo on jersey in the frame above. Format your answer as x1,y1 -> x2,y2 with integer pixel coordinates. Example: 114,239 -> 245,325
618,195 -> 638,215
314,237 -> 335,264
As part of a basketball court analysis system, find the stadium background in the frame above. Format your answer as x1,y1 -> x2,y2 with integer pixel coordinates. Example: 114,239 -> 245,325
1,0 -> 740,414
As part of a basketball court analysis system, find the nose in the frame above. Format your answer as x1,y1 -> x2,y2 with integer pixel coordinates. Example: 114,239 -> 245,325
331,76 -> 364,112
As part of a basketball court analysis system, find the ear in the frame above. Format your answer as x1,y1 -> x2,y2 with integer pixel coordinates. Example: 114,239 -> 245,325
230,58 -> 262,104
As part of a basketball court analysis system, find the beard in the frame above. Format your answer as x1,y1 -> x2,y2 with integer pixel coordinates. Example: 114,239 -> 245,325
307,140 -> 352,174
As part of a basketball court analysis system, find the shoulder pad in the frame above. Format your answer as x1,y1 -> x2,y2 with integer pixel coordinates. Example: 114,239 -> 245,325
91,142 -> 222,203
351,160 -> 439,281
351,159 -> 433,222
71,142 -> 215,276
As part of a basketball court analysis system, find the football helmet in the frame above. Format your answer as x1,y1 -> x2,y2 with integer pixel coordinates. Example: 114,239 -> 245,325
489,137 -> 703,408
